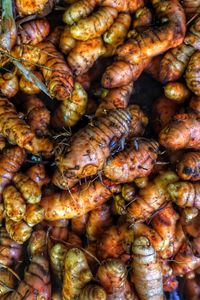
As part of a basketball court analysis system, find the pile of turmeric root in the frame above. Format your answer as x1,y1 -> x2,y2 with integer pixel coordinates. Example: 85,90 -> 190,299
1,0 -> 200,299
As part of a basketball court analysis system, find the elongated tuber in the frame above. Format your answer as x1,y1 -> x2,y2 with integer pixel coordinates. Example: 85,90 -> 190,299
62,248 -> 92,299
159,113 -> 200,150
168,181 -> 200,209
41,179 -> 113,220
52,82 -> 88,128
132,236 -> 163,300
17,19 -> 50,45
103,139 -> 159,183
70,7 -> 118,41
186,51 -> 200,96
127,171 -> 178,221
56,108 -> 132,179
0,146 -> 25,199
67,38 -> 105,76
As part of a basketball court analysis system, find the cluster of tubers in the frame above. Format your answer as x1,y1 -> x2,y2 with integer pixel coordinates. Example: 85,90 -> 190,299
0,0 -> 200,299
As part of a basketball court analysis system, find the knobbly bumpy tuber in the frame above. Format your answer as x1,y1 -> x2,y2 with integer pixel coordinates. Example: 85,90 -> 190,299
0,146 -> 25,199
24,203 -> 44,227
37,42 -> 74,101
0,73 -> 19,98
2,230 -> 51,299
56,108 -> 132,179
59,26 -> 76,54
0,97 -> 34,150
41,179 -> 113,220
103,139 -> 159,183
17,19 -> 50,45
23,95 -> 50,137
103,13 -> 131,46
2,164 -> 48,242
132,236 -> 164,300
171,241 -> 200,276
3,185 -> 26,222
11,42 -> 73,100
79,284 -> 107,300
22,95 -> 53,156
16,164 -> 50,190
128,104 -> 149,139
26,164 -> 50,187
11,43 -> 48,69
97,223 -> 133,260
186,51 -> 200,96
62,0 -> 101,25
52,82 -> 88,128
151,204 -> 180,259
1,1 -> 200,297
67,38 -> 105,76
5,218 -> 33,244
134,223 -> 165,253
52,170 -> 79,190
101,0 -> 186,88
127,171 -> 179,222
116,0 -> 186,64
97,258 -> 136,299
70,7 -> 118,41
86,203 -> 112,240
159,16 -> 200,83
134,203 -> 179,257
168,181 -> 200,209
95,82 -> 134,116
101,58 -> 151,88
62,248 -> 92,299
50,243 -> 68,281
0,227 -> 22,266
13,172 -> 41,204
159,113 -> 200,150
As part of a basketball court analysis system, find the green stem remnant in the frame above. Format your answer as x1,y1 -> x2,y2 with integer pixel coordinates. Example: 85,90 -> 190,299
1,0 -> 17,50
